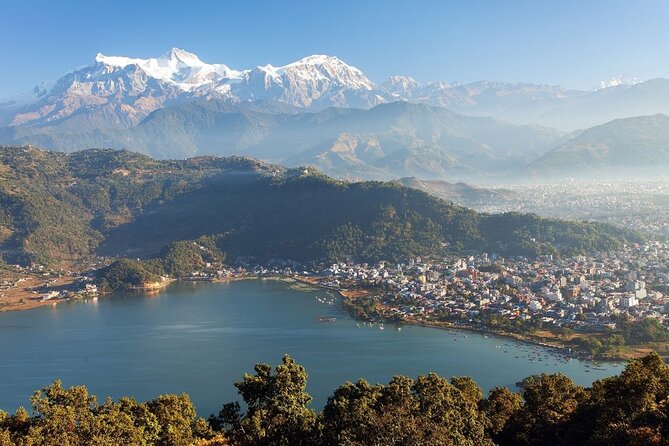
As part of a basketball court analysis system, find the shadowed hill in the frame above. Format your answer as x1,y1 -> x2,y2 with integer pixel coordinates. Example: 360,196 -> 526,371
0,146 -> 641,266
527,114 -> 669,178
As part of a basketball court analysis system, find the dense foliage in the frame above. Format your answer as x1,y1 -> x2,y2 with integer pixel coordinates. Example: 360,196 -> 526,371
96,258 -> 165,291
98,236 -> 225,290
0,146 -> 642,267
100,167 -> 640,264
2,353 -> 668,445
572,316 -> 669,356
0,146 -> 278,264
0,380 -> 224,446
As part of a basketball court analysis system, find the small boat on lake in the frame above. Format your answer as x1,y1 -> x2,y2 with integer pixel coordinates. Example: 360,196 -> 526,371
317,317 -> 337,323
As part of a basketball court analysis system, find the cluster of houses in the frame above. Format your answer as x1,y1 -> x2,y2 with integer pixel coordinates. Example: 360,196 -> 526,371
6,240 -> 668,339
312,242 -> 669,333
35,280 -> 98,302
1,261 -> 102,304
1,275 -> 98,304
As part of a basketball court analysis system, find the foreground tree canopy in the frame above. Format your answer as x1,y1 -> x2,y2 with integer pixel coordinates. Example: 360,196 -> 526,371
1,353 -> 668,445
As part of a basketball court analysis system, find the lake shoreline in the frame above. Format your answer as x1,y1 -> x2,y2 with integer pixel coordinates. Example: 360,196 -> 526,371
280,275 -> 635,363
0,277 -> 621,417
0,273 -> 647,363
0,275 -> 87,313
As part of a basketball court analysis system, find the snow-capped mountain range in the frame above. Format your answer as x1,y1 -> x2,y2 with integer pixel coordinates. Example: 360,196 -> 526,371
3,49 -> 669,181
0,48 -> 575,130
598,74 -> 641,90
1,48 -> 668,134
1,49 -> 386,129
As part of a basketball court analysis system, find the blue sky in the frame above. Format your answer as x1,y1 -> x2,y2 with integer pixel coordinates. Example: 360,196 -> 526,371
1,0 -> 668,97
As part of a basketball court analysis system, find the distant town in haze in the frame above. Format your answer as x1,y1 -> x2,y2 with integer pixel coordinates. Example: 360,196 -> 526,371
1,1 -> 669,445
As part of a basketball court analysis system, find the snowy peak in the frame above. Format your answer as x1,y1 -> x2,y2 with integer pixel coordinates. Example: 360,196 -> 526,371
0,48 -> 603,131
231,54 -> 376,108
96,47 -> 204,68
93,48 -> 239,90
158,48 -> 204,67
90,50 -> 370,93
280,54 -> 364,75
284,54 -> 344,66
95,52 -> 133,67
598,74 -> 640,90
1,49 -> 384,128
381,76 -> 421,96
274,54 -> 374,90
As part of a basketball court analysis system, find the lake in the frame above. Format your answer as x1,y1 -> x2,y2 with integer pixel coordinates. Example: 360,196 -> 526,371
0,279 -> 623,416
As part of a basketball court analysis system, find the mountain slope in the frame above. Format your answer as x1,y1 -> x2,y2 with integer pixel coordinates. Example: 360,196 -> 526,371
394,177 -> 517,206
0,146 -> 641,266
3,102 -> 566,180
528,114 -> 669,177
235,55 -> 379,109
508,79 -> 669,131
6,49 -> 220,130
0,146 -> 281,264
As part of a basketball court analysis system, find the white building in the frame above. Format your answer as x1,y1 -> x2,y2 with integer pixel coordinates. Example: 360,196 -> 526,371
544,289 -> 563,302
620,295 -> 639,308
625,280 -> 646,292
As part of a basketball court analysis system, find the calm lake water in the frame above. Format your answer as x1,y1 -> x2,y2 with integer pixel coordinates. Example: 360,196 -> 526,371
0,279 -> 623,415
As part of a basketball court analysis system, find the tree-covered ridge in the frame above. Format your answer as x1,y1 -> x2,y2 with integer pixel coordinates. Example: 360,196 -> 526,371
98,236 -> 225,291
101,171 -> 641,263
0,146 -> 642,267
0,146 -> 279,264
1,353 -> 668,445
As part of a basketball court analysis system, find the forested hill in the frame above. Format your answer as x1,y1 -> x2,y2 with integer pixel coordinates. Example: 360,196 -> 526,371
0,145 -> 641,266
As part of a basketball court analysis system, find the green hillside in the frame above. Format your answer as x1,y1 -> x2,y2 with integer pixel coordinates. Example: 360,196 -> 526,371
0,146 -> 641,267
0,146 -> 280,264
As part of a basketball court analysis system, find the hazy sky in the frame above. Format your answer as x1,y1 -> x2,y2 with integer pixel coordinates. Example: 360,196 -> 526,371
1,0 -> 669,97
